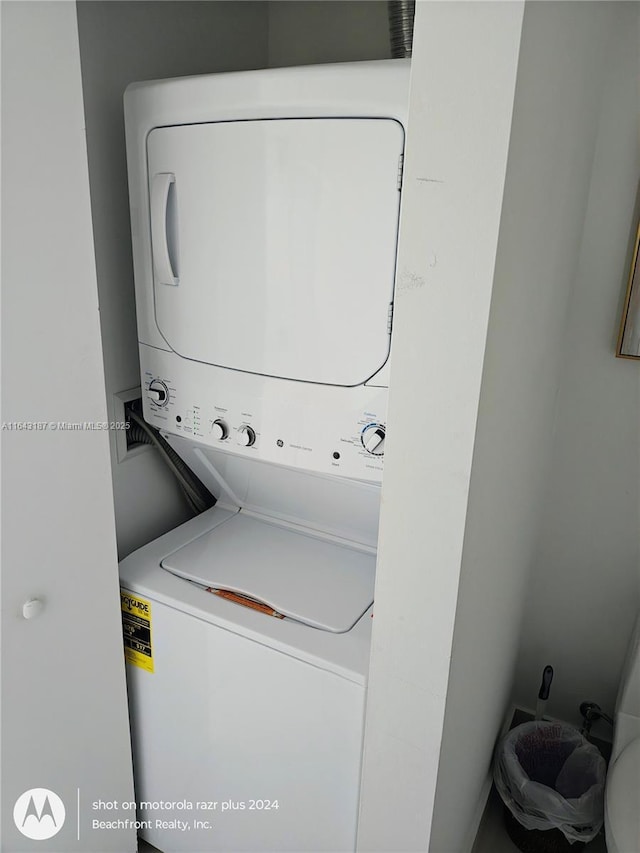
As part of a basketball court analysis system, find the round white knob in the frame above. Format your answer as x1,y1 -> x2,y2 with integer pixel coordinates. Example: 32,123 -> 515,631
237,425 -> 256,447
148,379 -> 168,406
361,424 -> 385,456
23,598 -> 44,620
211,419 -> 228,440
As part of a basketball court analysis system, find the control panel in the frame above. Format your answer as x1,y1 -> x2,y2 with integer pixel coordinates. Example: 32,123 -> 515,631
140,346 -> 388,483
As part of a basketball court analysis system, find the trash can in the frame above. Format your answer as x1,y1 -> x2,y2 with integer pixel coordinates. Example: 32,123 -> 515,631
494,721 -> 606,852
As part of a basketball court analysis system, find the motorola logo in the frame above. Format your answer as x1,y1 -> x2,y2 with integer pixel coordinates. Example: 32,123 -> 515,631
13,788 -> 66,840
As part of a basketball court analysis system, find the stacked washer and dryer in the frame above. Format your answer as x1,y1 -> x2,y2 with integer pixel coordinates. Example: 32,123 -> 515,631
120,61 -> 409,852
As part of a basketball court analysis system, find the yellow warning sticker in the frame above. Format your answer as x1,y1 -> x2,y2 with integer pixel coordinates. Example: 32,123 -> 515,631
120,589 -> 154,673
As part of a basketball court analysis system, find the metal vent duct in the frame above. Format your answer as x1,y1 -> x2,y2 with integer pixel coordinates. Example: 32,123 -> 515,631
388,0 -> 415,58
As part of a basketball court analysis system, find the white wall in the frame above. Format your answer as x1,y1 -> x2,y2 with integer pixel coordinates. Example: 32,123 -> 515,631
268,1 -> 390,68
428,5 -> 631,852
357,4 -> 525,851
513,1 -> 640,730
1,3 -> 135,849
76,1 -> 269,558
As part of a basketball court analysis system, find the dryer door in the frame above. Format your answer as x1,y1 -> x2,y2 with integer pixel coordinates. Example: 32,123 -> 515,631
147,118 -> 404,387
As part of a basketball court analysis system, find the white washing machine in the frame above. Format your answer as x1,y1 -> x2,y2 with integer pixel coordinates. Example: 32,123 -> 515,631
121,60 -> 409,852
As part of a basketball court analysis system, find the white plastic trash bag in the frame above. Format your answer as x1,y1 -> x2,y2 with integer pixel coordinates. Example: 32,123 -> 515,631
494,721 -> 606,844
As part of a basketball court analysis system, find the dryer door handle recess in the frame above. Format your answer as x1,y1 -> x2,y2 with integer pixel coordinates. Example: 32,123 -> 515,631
150,172 -> 179,286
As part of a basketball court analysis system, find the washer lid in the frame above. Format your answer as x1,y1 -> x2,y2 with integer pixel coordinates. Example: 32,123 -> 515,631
161,513 -> 375,633
606,738 -> 640,853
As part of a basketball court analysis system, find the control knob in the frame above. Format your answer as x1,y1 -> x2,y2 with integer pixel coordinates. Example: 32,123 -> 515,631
361,423 -> 385,456
148,379 -> 169,406
237,425 -> 256,447
210,419 -> 229,441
